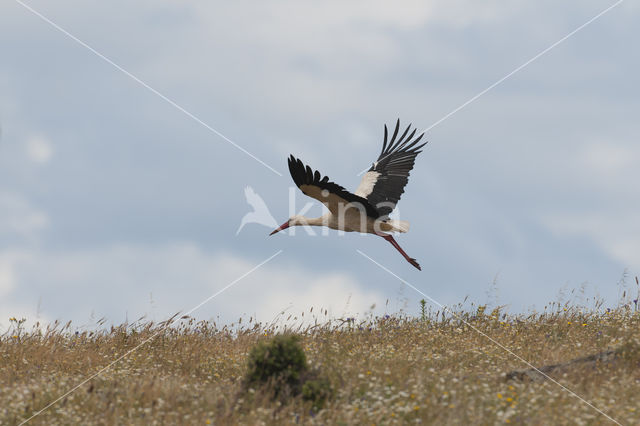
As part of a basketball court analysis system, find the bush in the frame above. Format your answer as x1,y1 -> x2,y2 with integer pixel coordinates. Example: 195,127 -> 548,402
245,334 -> 308,397
244,334 -> 333,409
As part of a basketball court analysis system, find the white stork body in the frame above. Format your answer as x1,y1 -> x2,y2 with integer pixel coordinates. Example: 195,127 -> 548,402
270,120 -> 427,270
290,212 -> 408,234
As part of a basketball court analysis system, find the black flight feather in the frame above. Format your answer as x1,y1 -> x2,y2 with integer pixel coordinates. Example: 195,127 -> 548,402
288,155 -> 381,218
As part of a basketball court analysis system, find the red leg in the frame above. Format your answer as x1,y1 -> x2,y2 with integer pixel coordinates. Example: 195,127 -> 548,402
376,233 -> 421,271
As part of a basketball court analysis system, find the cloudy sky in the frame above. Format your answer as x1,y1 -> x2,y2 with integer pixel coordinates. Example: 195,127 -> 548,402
1,0 -> 638,329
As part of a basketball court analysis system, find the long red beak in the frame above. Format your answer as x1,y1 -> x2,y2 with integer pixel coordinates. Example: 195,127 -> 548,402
269,221 -> 290,236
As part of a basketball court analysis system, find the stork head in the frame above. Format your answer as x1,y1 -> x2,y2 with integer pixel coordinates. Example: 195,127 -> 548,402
269,215 -> 307,236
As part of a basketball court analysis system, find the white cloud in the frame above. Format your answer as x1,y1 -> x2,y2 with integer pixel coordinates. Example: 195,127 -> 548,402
214,252 -> 384,324
0,244 -> 385,327
539,139 -> 640,270
109,0 -> 525,126
26,134 -> 53,164
0,257 -> 15,297
541,212 -> 640,270
578,142 -> 638,179
0,192 -> 49,239
0,252 -> 52,331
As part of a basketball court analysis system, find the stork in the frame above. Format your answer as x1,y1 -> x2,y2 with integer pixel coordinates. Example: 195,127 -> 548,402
270,120 -> 427,270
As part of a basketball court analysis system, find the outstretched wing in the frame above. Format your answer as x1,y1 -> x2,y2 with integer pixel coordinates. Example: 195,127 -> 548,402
355,120 -> 427,217
288,155 -> 380,218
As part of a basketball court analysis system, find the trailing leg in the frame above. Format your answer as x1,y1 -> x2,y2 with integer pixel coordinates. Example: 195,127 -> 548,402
376,233 -> 421,271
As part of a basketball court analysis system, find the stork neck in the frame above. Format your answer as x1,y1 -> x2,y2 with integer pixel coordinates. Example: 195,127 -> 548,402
300,215 -> 326,227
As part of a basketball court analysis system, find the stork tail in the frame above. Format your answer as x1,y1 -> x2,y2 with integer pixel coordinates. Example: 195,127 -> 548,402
382,220 -> 410,233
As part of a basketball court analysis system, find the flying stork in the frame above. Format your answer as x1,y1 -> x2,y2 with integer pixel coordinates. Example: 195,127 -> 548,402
270,120 -> 427,270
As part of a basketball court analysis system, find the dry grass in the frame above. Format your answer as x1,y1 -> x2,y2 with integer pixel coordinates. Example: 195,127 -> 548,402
1,304 -> 640,425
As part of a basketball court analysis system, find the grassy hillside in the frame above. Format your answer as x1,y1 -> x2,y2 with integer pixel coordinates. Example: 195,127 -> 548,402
2,304 -> 639,425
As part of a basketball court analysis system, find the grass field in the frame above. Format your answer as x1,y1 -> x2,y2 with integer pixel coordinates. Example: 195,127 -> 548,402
2,301 -> 639,425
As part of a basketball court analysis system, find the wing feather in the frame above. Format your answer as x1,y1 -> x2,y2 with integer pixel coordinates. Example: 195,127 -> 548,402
288,155 -> 380,218
354,120 -> 427,217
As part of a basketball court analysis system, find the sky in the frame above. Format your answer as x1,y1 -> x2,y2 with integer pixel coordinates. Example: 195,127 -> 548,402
1,0 -> 639,330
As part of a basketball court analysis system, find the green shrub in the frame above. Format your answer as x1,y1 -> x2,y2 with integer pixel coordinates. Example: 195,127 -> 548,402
244,334 -> 333,409
245,334 -> 308,396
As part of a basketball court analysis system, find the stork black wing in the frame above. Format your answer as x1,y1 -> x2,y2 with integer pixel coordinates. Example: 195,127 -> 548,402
355,120 -> 427,217
288,155 -> 380,218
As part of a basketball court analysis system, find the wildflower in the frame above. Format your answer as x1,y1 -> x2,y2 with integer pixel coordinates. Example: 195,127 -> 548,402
413,405 -> 419,411
582,323 -> 587,327
506,397 -> 513,402
497,393 -> 503,399
366,370 -> 372,375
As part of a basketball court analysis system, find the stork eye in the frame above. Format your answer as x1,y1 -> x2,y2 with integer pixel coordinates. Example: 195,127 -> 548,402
321,189 -> 329,197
